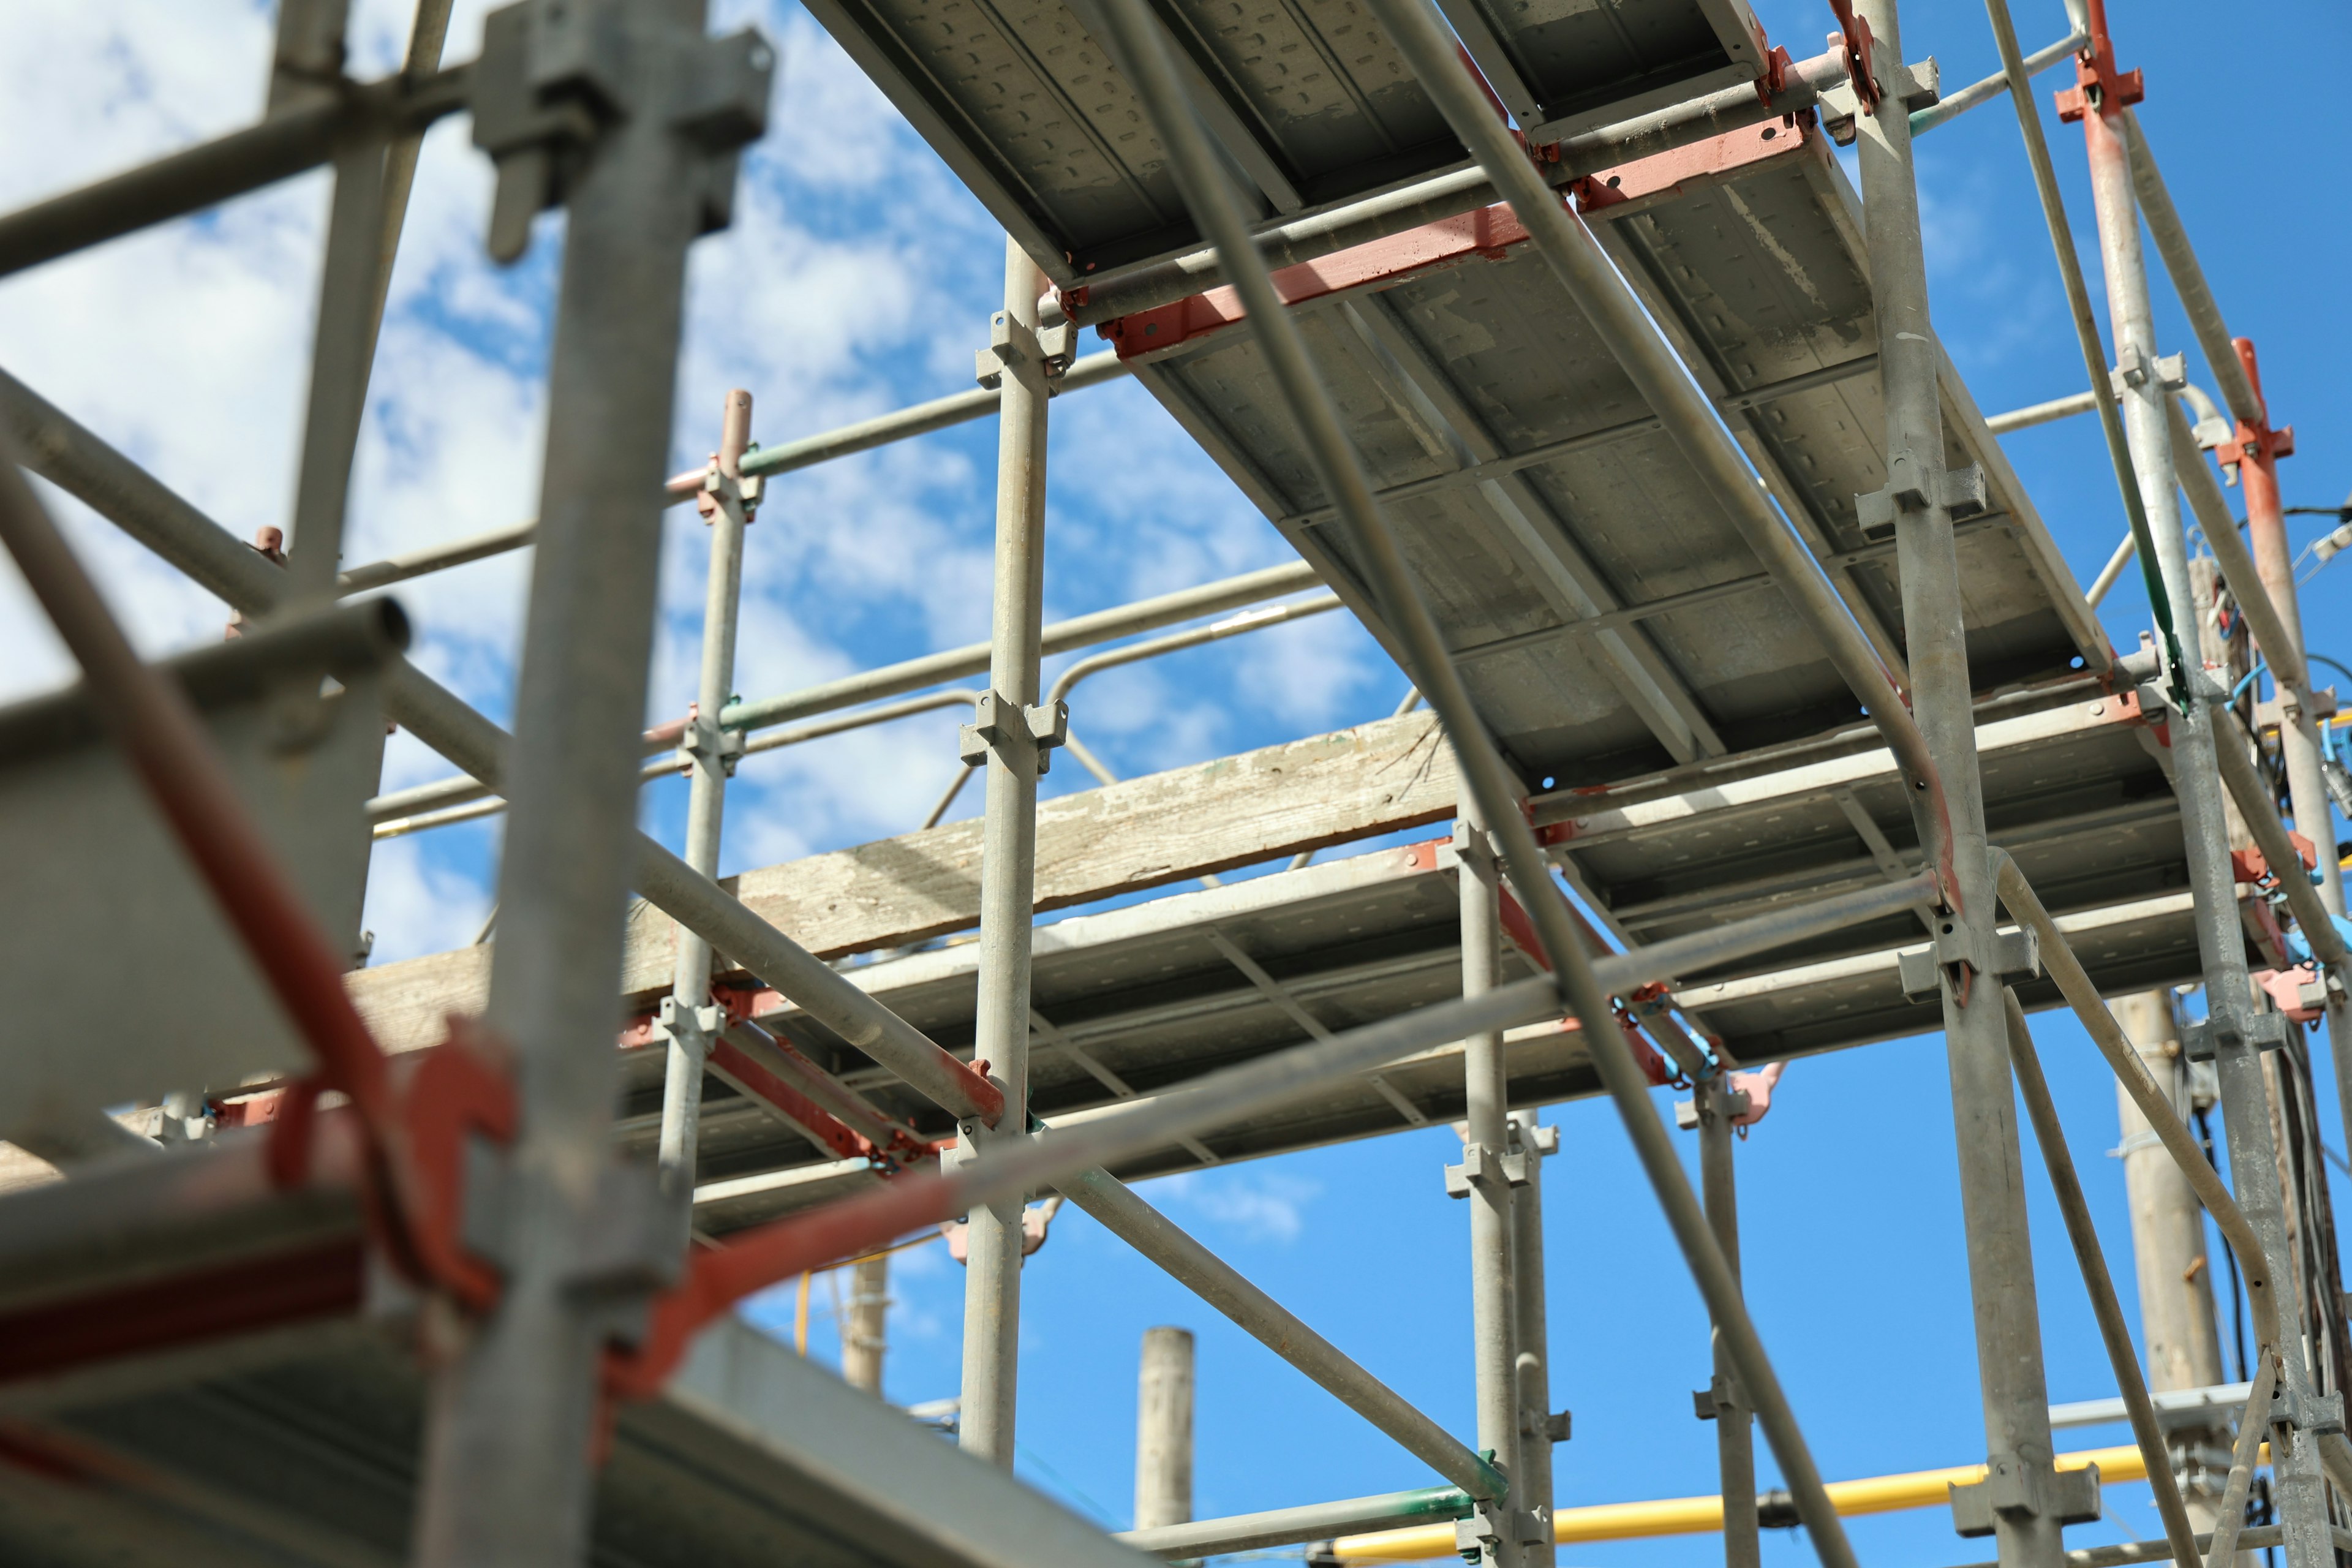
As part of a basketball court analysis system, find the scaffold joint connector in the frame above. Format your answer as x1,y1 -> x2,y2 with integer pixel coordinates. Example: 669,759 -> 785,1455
959,692 -> 1068,773
1949,1453 -> 2101,1536
1856,453 -> 1985,537
2182,1007 -> 2292,1061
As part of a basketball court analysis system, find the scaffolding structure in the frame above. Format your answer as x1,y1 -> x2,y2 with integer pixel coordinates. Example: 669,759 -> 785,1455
0,0 -> 2346,1564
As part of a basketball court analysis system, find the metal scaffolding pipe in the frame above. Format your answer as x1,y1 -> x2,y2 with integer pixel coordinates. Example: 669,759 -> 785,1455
1978,0 -> 2182,676
1909,29 -> 2086,136
958,235 -> 1053,1469
1093,0 -> 1863,1562
1119,1486 -> 1473,1559
1455,797 -> 1522,1560
1692,1078 -> 1758,1568
0,67 -> 469,279
1856,0 -> 2064,1558
659,390 -> 756,1189
2114,113 -> 2262,428
1044,593 -> 1343,707
362,560 -> 1322,826
1509,1112 -> 1557,1568
412,38 -> 715,1550
2000,992 -> 2200,1568
335,519 -> 537,594
1057,1166 -> 1506,1502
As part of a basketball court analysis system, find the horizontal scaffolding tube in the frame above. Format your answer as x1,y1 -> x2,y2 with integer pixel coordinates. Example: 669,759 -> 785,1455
363,559 -> 1324,822
1332,1444 -> 2151,1560
660,350 -> 1129,497
1909,29 -> 2086,137
336,519 -> 536,594
1058,47 -> 1853,326
1117,1487 -> 1473,1559
1045,592 -> 1344,706
1057,1166 -> 1504,1501
1590,873 -> 1938,995
0,67 -> 470,279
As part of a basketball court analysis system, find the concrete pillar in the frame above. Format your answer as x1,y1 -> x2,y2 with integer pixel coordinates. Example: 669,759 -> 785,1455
1136,1327 -> 1195,1533
844,1251 -> 891,1396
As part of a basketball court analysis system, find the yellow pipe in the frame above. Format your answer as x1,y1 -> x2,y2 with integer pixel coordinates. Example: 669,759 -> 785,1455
1331,1444 -> 2192,1562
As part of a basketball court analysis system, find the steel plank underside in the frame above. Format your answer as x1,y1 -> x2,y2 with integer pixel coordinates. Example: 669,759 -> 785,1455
799,0 -> 1769,282
1116,121 -> 2101,789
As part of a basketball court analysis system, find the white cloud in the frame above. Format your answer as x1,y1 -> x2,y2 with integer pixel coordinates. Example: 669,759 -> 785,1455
1153,1167 -> 1324,1245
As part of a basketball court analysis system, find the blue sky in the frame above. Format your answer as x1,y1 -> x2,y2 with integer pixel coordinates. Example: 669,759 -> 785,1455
2,0 -> 2350,1561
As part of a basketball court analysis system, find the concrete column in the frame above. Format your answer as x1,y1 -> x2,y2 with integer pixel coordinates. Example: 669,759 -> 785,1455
1850,4 -> 2061,1563
844,1252 -> 891,1396
1136,1327 -> 1195,1532
2112,992 -> 2235,1533
1457,800 -> 1521,1566
2080,99 -> 2332,1568
958,233 -> 1052,1467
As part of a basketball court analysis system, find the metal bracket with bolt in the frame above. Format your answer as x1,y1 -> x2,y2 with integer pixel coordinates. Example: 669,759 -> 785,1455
1692,1371 -> 1746,1422
974,310 -> 1077,390
959,691 -> 1068,775
1948,1453 -> 2103,1537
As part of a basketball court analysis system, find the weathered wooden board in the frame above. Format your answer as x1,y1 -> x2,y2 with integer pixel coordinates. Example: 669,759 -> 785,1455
349,712 -> 1458,1054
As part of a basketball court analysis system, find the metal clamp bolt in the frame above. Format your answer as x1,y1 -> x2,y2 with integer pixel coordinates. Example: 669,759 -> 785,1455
654,997 -> 726,1063
958,692 -> 1068,774
2276,1385 -> 2346,1437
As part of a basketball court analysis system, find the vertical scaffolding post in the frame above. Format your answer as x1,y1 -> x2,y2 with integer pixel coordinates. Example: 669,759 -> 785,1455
658,388 -> 755,1192
1136,1326 -> 1196,1533
2077,82 -> 2335,1568
1509,1110 -> 1558,1568
412,8 -> 766,1560
1849,3 -> 2063,1562
1450,801 -> 1522,1565
2112,991 -> 2234,1525
1686,1079 -> 1758,1568
957,233 -> 1053,1466
284,136 -> 392,601
845,1251 -> 891,1395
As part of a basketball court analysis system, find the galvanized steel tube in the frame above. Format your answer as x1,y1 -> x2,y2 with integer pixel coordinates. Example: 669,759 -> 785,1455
958,235 -> 1053,1469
